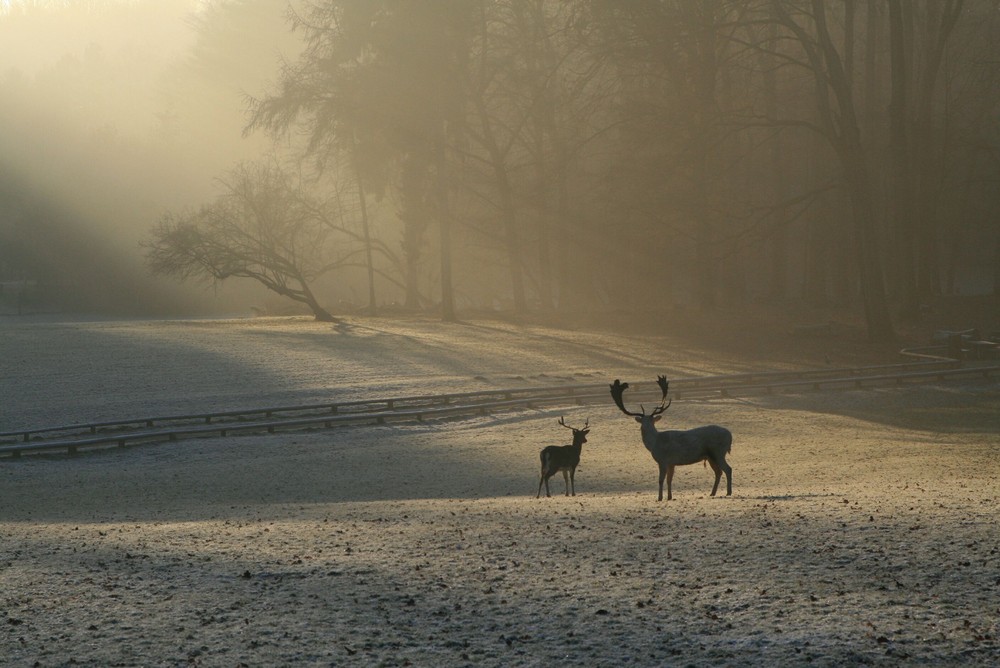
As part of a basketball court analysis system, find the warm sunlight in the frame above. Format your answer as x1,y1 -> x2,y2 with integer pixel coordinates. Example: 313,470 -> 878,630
1,0 -> 994,328
1,2 -> 998,665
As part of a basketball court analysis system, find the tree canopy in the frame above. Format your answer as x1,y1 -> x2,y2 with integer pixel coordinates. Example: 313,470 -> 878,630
7,0 -> 996,338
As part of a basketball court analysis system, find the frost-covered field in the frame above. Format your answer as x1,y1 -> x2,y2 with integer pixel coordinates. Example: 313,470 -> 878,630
1,316 -> 998,666
1,315 -> 781,432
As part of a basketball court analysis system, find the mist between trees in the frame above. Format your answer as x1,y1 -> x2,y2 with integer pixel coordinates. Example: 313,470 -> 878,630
2,1 -> 997,341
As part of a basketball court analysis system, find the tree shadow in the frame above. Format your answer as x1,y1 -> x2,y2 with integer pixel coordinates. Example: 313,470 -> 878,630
0,403 -> 652,524
748,383 -> 1000,434
1,321 -> 302,432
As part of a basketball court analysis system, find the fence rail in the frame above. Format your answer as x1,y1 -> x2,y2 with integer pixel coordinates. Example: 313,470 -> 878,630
0,358 -> 960,442
2,358 -> 996,459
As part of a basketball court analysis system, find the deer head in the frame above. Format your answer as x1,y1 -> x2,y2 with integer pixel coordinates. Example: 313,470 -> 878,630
609,376 -> 672,424
558,416 -> 590,443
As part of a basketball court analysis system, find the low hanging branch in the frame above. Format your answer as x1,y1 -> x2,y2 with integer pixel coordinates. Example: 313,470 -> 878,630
143,160 -> 373,322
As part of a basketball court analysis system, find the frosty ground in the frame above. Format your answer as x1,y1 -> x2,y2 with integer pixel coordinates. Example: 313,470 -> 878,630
1,315 -> 998,667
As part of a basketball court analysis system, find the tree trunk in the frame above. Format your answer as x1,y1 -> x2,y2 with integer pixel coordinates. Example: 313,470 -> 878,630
993,233 -> 1000,303
435,133 -> 456,322
803,214 -> 829,306
768,198 -> 789,301
308,303 -> 336,323
534,162 -> 555,312
912,1 -> 964,302
763,21 -> 788,300
399,156 -> 429,310
495,165 -> 528,315
471,91 -> 528,315
808,0 -> 896,341
297,278 -> 335,322
692,12 -> 718,310
841,143 -> 895,341
352,136 -> 377,316
887,0 -> 919,318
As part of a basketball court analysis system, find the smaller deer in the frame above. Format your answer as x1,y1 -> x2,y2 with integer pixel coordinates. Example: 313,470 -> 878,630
610,376 -> 732,501
536,416 -> 590,498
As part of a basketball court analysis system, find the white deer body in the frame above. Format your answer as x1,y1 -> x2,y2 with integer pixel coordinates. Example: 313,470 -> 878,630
640,419 -> 732,501
612,377 -> 733,501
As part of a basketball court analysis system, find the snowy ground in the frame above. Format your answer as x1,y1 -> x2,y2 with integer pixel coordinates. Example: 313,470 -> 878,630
1,315 -> 998,666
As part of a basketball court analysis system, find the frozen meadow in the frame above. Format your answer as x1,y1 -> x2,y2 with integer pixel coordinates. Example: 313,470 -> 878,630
1,316 -> 997,666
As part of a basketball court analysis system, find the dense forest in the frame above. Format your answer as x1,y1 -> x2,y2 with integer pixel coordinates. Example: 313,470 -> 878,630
1,1 -> 997,341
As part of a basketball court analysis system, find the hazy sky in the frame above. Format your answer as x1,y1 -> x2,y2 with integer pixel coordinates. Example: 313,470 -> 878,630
0,0 -> 296,313
0,1 -> 199,76
1,0 -> 290,198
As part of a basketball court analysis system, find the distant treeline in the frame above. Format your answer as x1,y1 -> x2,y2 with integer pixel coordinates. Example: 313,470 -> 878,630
3,1 -> 999,339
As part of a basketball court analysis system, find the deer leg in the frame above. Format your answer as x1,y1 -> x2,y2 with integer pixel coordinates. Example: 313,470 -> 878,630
562,470 -> 571,496
569,467 -> 576,496
708,459 -> 722,496
538,469 -> 553,498
657,465 -> 667,502
666,465 -> 675,501
720,458 -> 733,496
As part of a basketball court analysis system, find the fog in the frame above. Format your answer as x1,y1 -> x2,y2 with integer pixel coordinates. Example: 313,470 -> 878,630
1,0 -> 297,314
1,1 -> 998,341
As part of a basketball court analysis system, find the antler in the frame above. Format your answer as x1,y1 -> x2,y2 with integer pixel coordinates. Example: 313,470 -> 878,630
558,416 -> 590,430
650,375 -> 672,417
609,379 -> 644,417
610,377 -> 672,418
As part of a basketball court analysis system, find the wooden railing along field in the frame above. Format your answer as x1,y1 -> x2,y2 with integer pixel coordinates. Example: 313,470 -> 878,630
2,354 -> 997,458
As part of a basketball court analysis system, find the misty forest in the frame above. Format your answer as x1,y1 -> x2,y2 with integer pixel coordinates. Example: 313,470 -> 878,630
1,0 -> 997,341
3,3 -> 1000,667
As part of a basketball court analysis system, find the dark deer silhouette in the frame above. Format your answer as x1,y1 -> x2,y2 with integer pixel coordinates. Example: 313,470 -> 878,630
536,417 -> 590,498
610,376 -> 732,501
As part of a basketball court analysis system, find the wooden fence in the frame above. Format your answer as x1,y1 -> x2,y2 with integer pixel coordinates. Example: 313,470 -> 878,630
2,357 -> 996,458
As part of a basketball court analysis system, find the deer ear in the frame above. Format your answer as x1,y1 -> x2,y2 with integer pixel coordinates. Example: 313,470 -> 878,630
634,416 -> 643,424
652,415 -> 661,423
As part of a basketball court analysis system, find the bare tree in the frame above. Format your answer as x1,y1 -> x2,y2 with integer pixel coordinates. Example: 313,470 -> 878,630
145,160 -> 382,322
770,0 -> 895,342
245,1 -> 473,322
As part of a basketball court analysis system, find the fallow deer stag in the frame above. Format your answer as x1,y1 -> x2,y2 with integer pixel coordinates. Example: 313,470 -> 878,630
536,416 -> 590,498
610,376 -> 732,501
